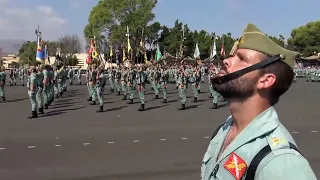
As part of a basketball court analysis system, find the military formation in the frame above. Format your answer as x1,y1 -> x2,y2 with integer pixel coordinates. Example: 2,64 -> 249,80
0,55 -> 228,119
0,55 -> 319,120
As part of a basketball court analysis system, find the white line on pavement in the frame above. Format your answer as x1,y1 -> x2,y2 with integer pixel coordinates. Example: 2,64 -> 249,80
311,130 -> 318,133
182,138 -> 188,140
28,146 -> 36,149
160,139 -> 166,141
204,136 -> 210,139
133,140 -> 140,143
83,143 -> 90,146
55,144 -> 61,147
108,141 -> 115,144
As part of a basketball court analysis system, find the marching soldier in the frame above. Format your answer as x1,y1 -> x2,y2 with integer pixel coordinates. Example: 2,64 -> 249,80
89,64 -> 97,105
0,66 -> 6,102
127,66 -> 135,104
121,66 -> 128,100
27,66 -> 39,119
177,65 -> 188,110
136,66 -> 147,111
36,65 -> 44,114
201,23 -> 316,180
208,65 -> 218,109
115,65 -> 122,95
96,64 -> 106,112
43,65 -> 51,109
19,66 -> 25,86
77,66 -> 82,85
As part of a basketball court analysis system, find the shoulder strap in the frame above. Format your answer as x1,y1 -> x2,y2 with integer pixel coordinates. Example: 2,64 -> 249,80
211,123 -> 224,140
245,142 -> 301,180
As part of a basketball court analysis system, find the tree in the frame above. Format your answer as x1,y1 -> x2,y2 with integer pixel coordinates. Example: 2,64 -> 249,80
84,0 -> 157,62
287,21 -> 320,56
58,34 -> 82,57
145,21 -> 162,50
268,35 -> 285,48
18,41 -> 37,64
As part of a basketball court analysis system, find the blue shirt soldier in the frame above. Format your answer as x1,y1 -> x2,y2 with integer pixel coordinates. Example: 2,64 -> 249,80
201,23 -> 317,180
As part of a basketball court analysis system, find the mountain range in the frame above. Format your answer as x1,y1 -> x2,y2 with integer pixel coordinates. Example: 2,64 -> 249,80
0,39 -> 25,55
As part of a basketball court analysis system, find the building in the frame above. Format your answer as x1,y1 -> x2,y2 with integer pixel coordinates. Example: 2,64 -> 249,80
1,54 -> 20,69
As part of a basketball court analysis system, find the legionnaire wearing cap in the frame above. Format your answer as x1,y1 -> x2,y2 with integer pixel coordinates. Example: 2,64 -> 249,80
89,63 -> 98,105
0,66 -> 6,102
208,65 -> 219,109
36,65 -> 45,114
201,24 -> 316,180
27,66 -> 39,119
136,66 -> 147,111
95,64 -> 106,112
43,64 -> 51,109
177,65 -> 189,110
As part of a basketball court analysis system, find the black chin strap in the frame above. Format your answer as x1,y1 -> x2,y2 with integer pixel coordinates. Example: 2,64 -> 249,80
211,54 -> 284,84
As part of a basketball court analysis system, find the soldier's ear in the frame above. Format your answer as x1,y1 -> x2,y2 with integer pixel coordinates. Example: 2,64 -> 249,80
256,73 -> 276,90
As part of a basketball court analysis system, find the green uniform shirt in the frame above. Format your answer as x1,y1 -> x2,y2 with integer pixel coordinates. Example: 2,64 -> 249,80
201,106 -> 316,180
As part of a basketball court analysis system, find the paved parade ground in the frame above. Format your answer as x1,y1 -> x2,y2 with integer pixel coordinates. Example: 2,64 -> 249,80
0,78 -> 319,180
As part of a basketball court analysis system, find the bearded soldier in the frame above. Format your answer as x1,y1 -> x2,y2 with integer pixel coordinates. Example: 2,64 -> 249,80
201,23 -> 316,180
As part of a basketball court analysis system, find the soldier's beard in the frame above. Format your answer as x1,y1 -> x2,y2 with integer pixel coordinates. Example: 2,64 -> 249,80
212,76 -> 258,100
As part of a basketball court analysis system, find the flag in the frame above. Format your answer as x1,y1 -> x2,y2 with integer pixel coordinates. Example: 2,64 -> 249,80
155,44 -> 162,61
43,45 -> 49,64
210,41 -> 217,58
86,39 -> 95,64
193,42 -> 200,59
109,45 -> 113,57
36,38 -> 44,62
144,52 -> 148,64
126,26 -> 131,53
122,48 -> 127,61
220,38 -> 225,57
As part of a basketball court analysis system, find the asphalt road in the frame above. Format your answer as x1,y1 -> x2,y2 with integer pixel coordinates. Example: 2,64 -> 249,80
0,77 -> 319,180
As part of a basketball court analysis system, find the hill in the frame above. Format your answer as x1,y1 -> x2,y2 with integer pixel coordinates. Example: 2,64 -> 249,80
0,39 -> 25,55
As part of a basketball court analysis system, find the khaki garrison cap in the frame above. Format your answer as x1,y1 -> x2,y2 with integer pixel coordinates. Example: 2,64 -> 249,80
230,23 -> 299,69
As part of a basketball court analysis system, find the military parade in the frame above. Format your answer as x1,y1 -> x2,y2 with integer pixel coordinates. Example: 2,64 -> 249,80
0,0 -> 320,179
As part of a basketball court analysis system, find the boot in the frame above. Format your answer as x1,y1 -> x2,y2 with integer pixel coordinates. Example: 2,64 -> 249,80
1,97 -> 6,101
122,95 -> 127,100
117,91 -> 121,96
59,92 -> 63,97
138,104 -> 145,111
176,86 -> 178,89
44,104 -> 49,109
209,95 -> 213,98
90,101 -> 96,105
110,88 -> 114,92
27,111 -> 38,119
192,97 -> 198,102
22,84 -> 24,86
38,108 -> 44,114
177,104 -> 186,110
154,95 -> 159,99
210,103 -> 218,109
96,106 -> 103,113
198,90 -> 200,94
162,99 -> 167,103
127,99 -> 133,104
87,97 -> 92,101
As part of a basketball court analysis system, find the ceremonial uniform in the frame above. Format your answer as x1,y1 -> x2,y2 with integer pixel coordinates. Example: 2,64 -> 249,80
96,67 -> 106,112
27,68 -> 39,118
0,66 -> 6,102
136,68 -> 147,111
208,68 -> 218,109
202,23 -> 316,180
177,68 -> 188,110
36,67 -> 44,114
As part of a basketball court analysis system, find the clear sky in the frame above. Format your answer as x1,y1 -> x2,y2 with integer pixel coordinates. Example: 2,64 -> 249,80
0,0 -> 318,41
